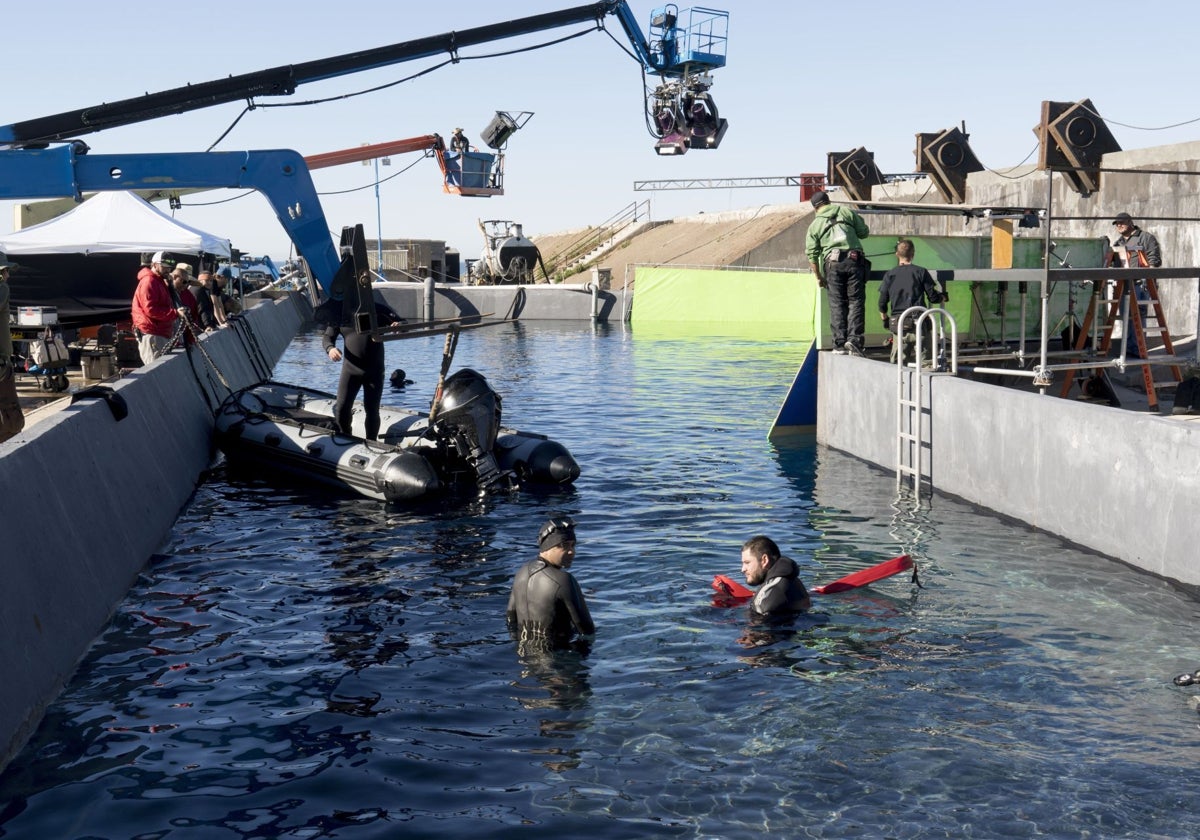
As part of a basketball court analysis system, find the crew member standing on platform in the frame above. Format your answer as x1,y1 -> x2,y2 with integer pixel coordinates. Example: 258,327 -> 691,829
1110,211 -> 1162,359
450,127 -> 470,154
132,252 -> 187,365
193,271 -> 220,332
171,264 -> 201,345
879,239 -> 944,364
805,190 -> 871,355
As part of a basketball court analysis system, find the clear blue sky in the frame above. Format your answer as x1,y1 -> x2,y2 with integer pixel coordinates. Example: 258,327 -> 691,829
3,0 -> 1199,262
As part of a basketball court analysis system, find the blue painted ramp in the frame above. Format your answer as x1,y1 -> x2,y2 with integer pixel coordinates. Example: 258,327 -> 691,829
769,341 -> 818,438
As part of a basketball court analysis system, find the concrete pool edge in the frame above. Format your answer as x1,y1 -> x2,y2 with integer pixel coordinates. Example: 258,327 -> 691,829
0,294 -> 307,771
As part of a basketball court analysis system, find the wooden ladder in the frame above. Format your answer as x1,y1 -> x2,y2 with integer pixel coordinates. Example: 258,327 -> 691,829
1059,266 -> 1182,411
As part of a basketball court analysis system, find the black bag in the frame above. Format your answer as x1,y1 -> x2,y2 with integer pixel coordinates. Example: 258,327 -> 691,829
0,360 -> 24,444
1173,376 -> 1200,415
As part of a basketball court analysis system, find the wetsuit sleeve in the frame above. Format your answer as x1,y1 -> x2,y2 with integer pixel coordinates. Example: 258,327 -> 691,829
505,587 -> 517,626
563,574 -> 595,636
321,323 -> 341,353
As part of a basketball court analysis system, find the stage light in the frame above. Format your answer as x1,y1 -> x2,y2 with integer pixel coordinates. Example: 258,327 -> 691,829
655,133 -> 689,155
650,88 -> 727,155
480,111 -> 533,150
688,117 -> 727,150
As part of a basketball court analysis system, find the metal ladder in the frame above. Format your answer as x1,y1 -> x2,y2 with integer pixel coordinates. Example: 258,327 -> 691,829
896,307 -> 958,489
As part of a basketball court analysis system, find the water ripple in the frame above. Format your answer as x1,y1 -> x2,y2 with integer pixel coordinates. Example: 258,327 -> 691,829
2,323 -> 1198,839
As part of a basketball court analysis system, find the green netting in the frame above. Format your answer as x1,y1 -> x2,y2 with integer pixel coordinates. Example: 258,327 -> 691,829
631,267 -> 817,339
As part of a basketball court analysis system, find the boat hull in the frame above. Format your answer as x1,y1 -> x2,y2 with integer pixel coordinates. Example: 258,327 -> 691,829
214,380 -> 579,502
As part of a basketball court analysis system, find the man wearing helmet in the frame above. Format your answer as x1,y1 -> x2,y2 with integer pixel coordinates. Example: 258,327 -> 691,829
507,516 -> 595,649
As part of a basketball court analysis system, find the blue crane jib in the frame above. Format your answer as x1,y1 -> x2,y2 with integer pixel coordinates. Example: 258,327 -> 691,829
0,2 -> 730,300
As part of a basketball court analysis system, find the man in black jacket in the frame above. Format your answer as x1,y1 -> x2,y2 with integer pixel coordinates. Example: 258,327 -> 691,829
740,535 -> 811,617
1111,211 -> 1162,359
878,239 -> 945,364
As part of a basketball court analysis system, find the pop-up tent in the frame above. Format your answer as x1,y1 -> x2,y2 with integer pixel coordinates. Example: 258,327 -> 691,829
0,190 -> 231,257
0,191 -> 232,326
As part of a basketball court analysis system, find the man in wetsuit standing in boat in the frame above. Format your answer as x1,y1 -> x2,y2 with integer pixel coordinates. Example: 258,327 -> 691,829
740,535 -> 811,617
507,517 -> 595,649
316,298 -> 400,441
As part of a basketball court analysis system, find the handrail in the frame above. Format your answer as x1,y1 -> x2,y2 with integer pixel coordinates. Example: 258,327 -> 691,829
536,200 -> 650,281
896,305 -> 958,491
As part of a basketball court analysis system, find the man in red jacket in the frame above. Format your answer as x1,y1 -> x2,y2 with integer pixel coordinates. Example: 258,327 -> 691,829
131,251 -> 187,365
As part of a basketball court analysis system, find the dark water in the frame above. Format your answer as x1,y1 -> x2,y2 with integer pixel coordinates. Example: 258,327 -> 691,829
2,321 -> 1199,839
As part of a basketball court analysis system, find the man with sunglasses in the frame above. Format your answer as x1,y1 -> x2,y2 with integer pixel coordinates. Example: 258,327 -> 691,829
507,516 -> 595,649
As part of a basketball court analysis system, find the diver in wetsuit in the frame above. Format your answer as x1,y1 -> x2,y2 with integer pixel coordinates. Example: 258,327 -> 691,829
740,535 -> 812,617
315,298 -> 399,441
507,517 -> 595,648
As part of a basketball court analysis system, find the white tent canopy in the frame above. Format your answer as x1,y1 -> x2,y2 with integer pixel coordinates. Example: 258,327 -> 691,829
0,190 -> 231,257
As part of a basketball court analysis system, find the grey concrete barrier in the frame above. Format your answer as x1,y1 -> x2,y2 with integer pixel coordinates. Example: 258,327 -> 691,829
0,294 -> 305,771
816,353 -> 1200,589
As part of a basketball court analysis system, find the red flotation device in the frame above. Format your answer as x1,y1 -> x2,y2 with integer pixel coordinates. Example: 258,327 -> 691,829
712,554 -> 916,606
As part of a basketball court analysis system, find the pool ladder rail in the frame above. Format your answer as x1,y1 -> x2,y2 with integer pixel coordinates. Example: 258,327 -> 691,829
896,306 -> 958,491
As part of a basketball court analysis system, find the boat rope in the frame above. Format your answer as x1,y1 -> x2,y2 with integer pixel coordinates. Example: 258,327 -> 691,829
183,318 -> 235,395
227,313 -> 272,380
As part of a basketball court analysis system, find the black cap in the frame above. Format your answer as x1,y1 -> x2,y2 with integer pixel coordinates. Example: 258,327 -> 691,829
1112,212 -> 1134,225
810,190 -> 830,208
538,516 -> 577,550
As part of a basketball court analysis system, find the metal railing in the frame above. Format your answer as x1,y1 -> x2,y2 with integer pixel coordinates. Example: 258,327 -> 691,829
536,200 -> 649,282
896,306 -> 958,491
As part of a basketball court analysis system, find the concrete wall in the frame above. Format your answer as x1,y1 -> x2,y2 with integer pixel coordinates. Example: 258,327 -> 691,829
372,280 -> 620,322
736,218 -> 808,270
817,354 -> 1200,588
0,294 -> 307,770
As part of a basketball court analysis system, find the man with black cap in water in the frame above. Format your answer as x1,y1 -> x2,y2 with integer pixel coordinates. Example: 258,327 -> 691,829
805,190 -> 871,355
1110,211 -> 1162,359
507,516 -> 595,648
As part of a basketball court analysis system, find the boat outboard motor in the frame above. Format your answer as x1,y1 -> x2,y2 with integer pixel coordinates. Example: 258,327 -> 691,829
432,368 -> 513,491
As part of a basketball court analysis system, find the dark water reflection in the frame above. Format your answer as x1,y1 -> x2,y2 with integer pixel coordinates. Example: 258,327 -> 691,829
2,321 -> 1200,838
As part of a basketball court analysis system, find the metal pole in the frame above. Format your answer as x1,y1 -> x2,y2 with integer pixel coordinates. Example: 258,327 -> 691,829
374,156 -> 384,273
1039,168 -> 1053,392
